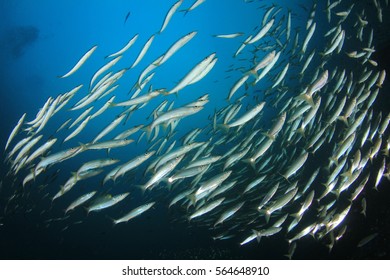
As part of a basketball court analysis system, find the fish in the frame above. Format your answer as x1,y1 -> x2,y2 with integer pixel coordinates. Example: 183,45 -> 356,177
112,202 -> 155,224
213,33 -> 244,39
87,193 -> 130,214
64,116 -> 92,143
181,0 -> 206,15
65,191 -> 97,214
92,114 -> 126,143
227,102 -> 265,128
247,18 -> 274,45
114,151 -> 156,181
157,31 -> 197,66
124,11 -> 131,25
5,113 -> 26,151
214,202 -> 244,227
357,233 -> 378,248
168,53 -> 216,94
59,45 -> 97,78
189,197 -> 224,221
301,22 -> 316,54
107,34 -> 138,58
142,155 -> 184,191
262,188 -> 298,222
130,35 -> 155,68
159,0 -> 183,33
76,158 -> 119,178
35,147 -> 84,175
167,164 -> 209,184
25,138 -> 57,165
89,56 -> 122,89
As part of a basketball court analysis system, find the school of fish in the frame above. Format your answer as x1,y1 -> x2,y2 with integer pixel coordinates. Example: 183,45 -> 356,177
1,0 -> 390,258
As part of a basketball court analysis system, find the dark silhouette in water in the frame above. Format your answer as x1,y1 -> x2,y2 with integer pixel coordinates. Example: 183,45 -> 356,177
2,25 -> 39,58
124,12 -> 131,25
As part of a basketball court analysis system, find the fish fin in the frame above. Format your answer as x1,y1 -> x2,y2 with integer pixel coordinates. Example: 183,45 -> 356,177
179,9 -> 190,16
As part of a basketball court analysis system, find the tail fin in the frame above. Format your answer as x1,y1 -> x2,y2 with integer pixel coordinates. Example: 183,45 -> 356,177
253,230 -> 262,243
262,132 -> 276,141
106,215 -> 118,227
337,116 -> 349,126
179,9 -> 190,16
259,209 -> 271,223
296,93 -> 315,107
217,124 -> 230,133
242,158 -> 256,170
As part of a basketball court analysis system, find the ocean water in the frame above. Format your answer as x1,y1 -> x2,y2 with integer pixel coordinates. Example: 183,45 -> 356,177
0,0 -> 389,259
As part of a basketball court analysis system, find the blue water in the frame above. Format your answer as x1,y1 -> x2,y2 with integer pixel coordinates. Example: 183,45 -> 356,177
0,0 -> 389,259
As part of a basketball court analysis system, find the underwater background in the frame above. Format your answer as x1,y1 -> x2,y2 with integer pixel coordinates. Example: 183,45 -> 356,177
0,0 -> 389,259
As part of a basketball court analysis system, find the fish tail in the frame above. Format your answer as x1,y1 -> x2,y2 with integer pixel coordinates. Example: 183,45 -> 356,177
337,116 -> 349,126
278,171 -> 290,183
341,170 -> 352,179
328,156 -> 338,167
187,194 -> 197,207
106,215 -> 118,226
217,124 -> 229,133
143,125 -> 153,140
243,158 -> 256,170
179,9 -> 190,16
262,132 -> 276,141
253,230 -> 262,243
296,126 -> 305,138
248,70 -> 259,79
290,212 -> 300,220
331,189 -> 341,199
265,211 -> 271,223
71,171 -> 79,182
135,184 -> 148,196
84,206 -> 91,217
297,93 -> 315,107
